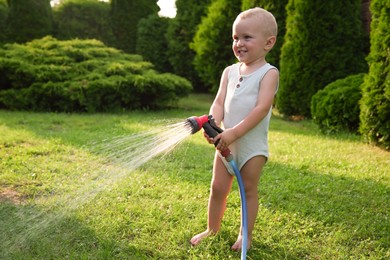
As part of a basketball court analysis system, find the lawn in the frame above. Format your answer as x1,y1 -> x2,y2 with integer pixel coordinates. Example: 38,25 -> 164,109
0,94 -> 389,259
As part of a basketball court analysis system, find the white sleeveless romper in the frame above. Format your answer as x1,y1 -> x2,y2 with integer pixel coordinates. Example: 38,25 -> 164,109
220,62 -> 278,174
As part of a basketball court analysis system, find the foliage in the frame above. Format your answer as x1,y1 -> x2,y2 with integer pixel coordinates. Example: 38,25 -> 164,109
277,0 -> 368,117
0,99 -> 389,259
52,0 -> 115,47
110,0 -> 158,54
191,0 -> 241,92
311,74 -> 365,133
241,0 -> 288,69
5,0 -> 53,43
0,36 -> 192,112
166,0 -> 211,92
136,14 -> 172,73
0,0 -> 7,44
359,0 -> 390,150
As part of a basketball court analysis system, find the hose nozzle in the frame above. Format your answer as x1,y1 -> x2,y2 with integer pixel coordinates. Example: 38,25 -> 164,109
185,115 -> 233,161
185,115 -> 209,134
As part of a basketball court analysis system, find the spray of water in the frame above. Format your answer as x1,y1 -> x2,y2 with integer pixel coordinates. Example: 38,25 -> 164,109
1,120 -> 194,255
93,121 -> 193,169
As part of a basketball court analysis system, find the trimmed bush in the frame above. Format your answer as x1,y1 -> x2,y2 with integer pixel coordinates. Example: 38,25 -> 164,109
0,36 -> 192,112
359,0 -> 390,150
311,74 -> 365,133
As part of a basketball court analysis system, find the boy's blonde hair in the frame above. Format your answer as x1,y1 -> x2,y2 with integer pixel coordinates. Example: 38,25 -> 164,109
236,7 -> 278,37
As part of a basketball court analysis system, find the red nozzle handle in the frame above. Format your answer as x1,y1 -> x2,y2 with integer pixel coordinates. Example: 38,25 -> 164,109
195,115 -> 209,129
187,114 -> 233,160
186,115 -> 209,134
202,119 -> 232,160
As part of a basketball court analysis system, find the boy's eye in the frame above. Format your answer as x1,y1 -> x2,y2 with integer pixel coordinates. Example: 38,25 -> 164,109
232,35 -> 252,42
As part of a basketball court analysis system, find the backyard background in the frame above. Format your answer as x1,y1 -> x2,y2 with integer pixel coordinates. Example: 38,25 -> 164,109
0,0 -> 389,259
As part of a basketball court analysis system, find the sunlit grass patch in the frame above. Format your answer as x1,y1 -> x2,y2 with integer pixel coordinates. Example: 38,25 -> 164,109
0,94 -> 389,259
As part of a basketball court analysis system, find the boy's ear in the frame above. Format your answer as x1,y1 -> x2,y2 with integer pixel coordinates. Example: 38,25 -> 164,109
265,36 -> 276,50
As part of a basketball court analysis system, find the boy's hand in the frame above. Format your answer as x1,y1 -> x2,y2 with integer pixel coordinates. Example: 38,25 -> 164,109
203,131 -> 215,144
214,128 -> 237,151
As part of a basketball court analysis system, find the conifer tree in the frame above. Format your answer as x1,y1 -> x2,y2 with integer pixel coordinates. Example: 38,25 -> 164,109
166,0 -> 211,92
6,0 -> 53,43
0,0 -> 7,43
277,0 -> 368,117
110,0 -> 158,53
359,0 -> 390,150
136,14 -> 172,73
191,0 -> 241,92
53,0 -> 114,46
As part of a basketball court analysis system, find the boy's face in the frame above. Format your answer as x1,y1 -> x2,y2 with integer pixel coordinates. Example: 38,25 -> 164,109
232,16 -> 273,65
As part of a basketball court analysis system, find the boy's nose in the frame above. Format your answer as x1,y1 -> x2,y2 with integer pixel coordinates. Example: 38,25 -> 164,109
236,39 -> 244,47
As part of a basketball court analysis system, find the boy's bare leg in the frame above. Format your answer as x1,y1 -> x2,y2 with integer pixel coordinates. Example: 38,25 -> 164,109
190,154 -> 233,246
231,156 -> 265,251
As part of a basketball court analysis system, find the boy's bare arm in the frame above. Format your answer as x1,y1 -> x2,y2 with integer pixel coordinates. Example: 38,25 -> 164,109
209,66 -> 230,126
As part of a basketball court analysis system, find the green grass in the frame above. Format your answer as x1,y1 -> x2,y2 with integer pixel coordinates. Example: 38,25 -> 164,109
0,94 -> 389,259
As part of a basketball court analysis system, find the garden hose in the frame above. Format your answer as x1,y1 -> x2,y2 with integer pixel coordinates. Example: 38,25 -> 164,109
186,115 -> 248,259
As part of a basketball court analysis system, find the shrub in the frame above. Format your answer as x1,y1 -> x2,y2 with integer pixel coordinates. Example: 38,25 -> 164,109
311,74 -> 365,133
359,0 -> 390,150
0,36 -> 192,112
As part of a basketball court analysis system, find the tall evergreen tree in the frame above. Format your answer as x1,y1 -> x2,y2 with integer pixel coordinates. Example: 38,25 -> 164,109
277,0 -> 368,117
359,0 -> 390,150
191,0 -> 241,92
110,0 -> 158,54
53,0 -> 115,46
166,0 -> 211,92
0,0 -> 8,43
136,14 -> 172,73
241,0 -> 288,69
6,0 -> 53,43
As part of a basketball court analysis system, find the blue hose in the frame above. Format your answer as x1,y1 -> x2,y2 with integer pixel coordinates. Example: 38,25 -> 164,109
229,159 -> 248,260
185,115 -> 248,259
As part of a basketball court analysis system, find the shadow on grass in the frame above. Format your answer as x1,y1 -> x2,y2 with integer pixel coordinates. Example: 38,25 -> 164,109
0,199 -> 165,259
260,161 -> 389,246
270,114 -> 364,144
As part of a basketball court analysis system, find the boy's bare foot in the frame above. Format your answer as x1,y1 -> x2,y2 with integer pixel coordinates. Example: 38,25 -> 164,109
190,230 -> 214,246
231,235 -> 251,251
